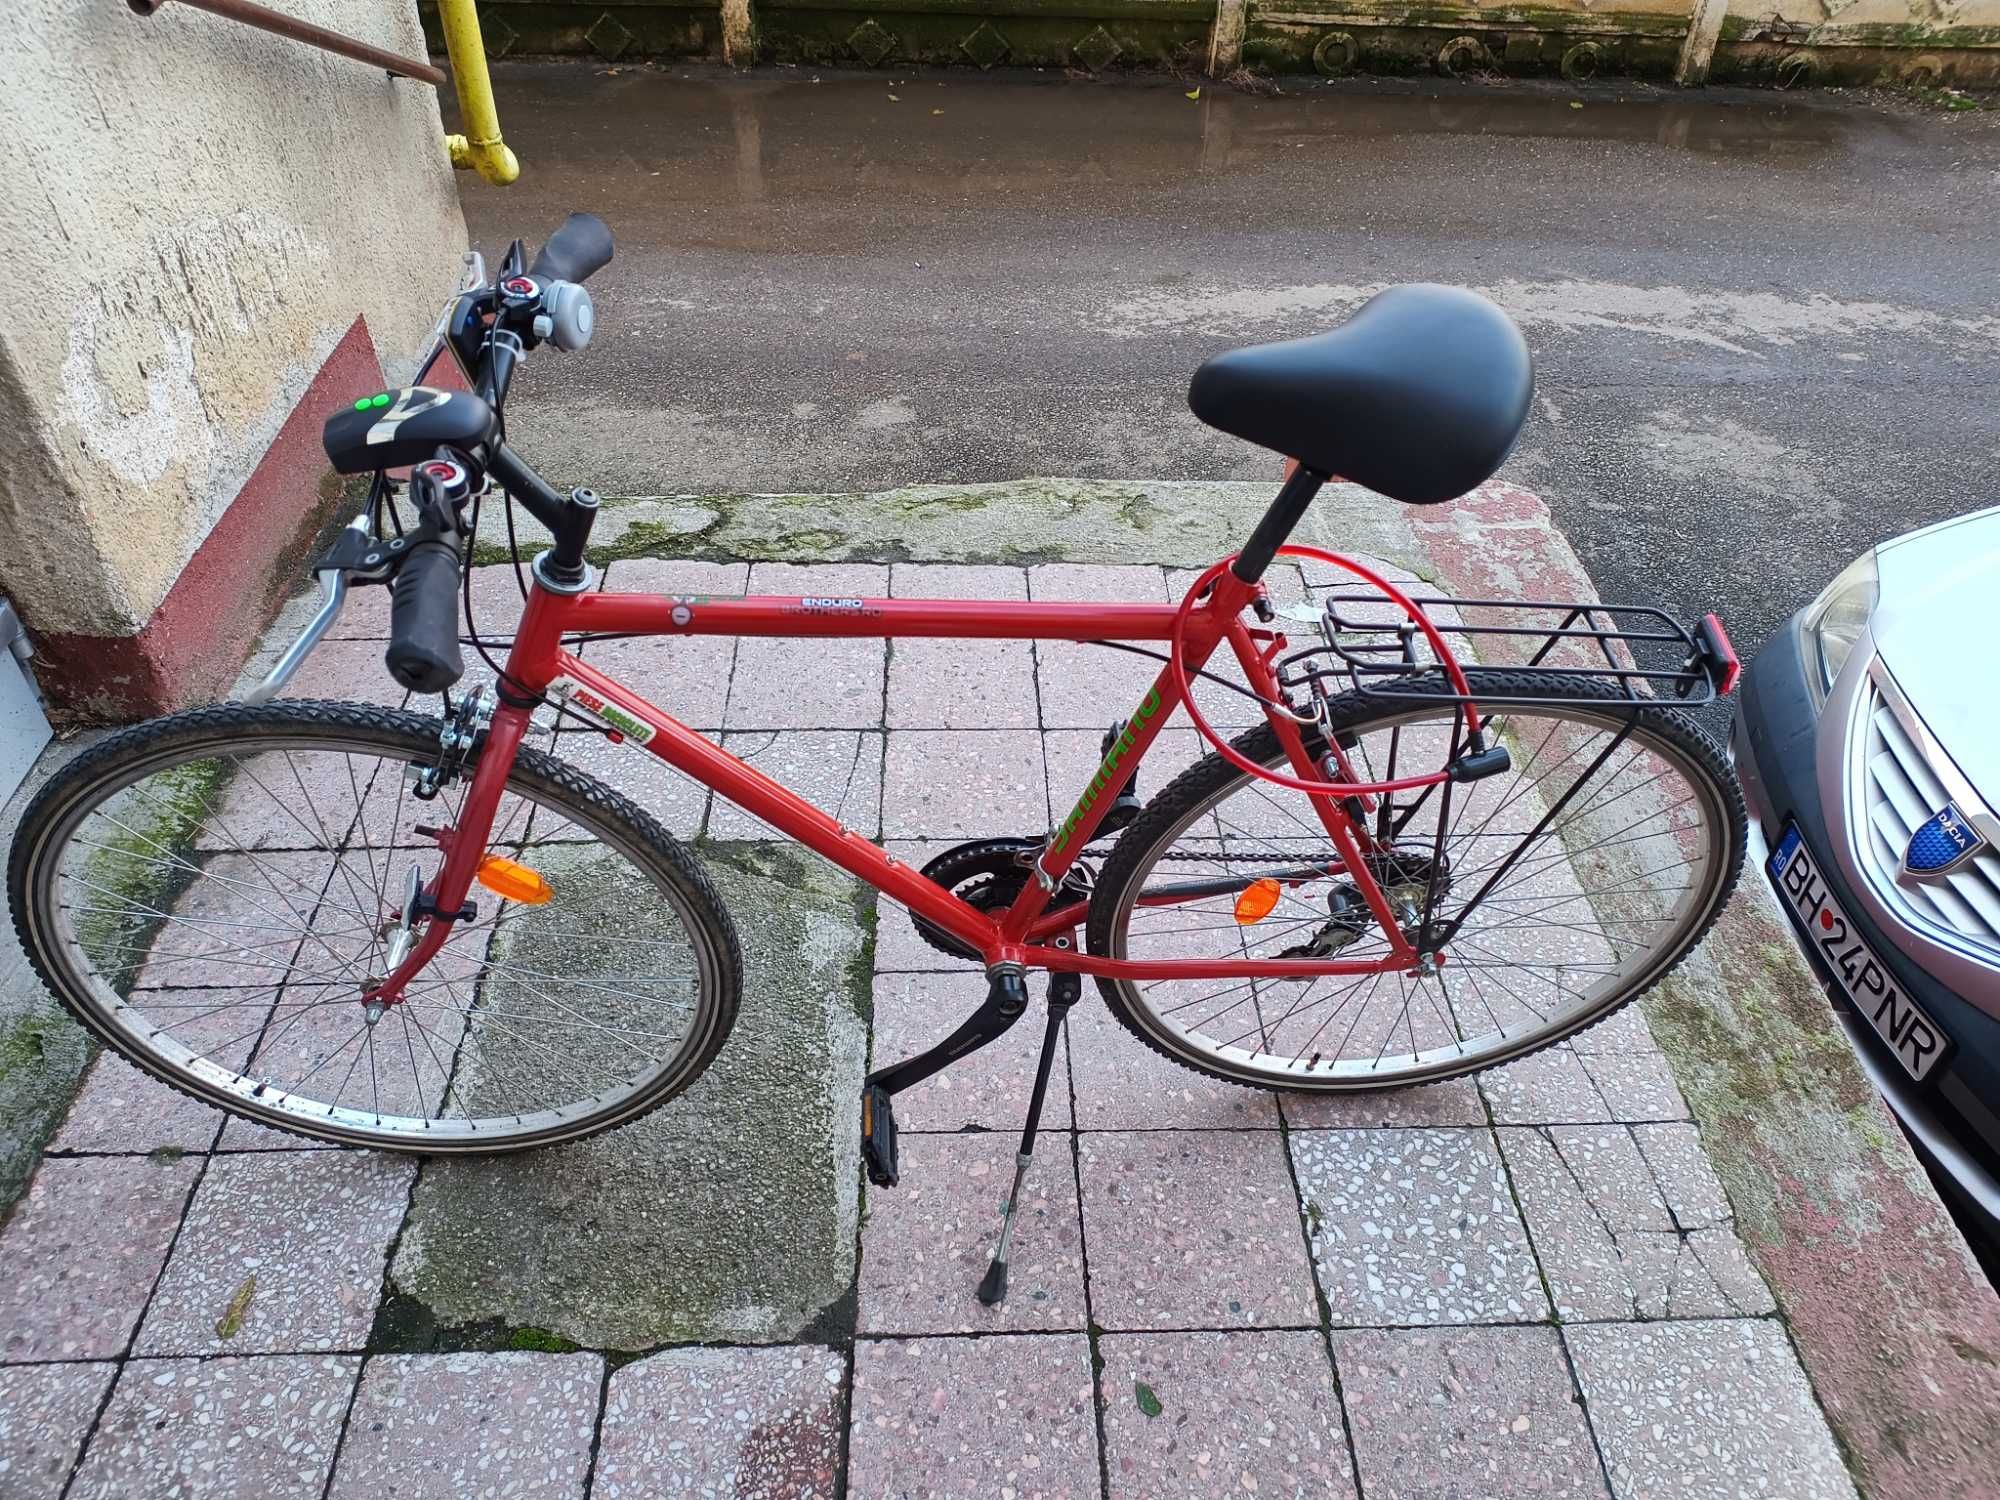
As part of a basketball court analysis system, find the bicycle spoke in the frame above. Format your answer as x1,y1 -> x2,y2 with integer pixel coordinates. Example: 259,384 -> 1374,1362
36,720 -> 728,1148
1103,683 -> 1731,1087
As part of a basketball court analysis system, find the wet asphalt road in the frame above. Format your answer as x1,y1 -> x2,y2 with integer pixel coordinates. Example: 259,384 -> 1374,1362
457,65 -> 2000,659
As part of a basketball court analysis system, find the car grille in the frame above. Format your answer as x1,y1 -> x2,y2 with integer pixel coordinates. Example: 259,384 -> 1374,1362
1860,685 -> 2000,957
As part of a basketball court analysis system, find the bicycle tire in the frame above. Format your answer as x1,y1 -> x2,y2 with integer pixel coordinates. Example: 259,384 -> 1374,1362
1085,668 -> 1745,1092
9,699 -> 743,1153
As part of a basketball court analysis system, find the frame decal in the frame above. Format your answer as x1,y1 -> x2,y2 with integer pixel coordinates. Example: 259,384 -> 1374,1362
550,674 -> 657,745
1050,686 -> 1164,855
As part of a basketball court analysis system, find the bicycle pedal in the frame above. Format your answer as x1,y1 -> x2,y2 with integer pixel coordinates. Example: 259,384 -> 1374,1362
861,1083 -> 900,1187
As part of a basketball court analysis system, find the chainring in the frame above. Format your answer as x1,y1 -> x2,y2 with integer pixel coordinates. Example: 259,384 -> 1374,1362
910,838 -> 1089,961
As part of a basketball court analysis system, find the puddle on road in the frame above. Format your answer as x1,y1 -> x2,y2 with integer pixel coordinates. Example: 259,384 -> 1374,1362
466,64 -> 1878,225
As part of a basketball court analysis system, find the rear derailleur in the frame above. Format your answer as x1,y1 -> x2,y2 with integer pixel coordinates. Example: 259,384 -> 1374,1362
1275,845 -> 1451,958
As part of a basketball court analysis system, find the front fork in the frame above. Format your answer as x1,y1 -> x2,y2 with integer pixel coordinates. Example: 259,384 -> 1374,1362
362,698 -> 535,1005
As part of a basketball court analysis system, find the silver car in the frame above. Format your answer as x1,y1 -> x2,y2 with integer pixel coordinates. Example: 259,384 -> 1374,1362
1735,506 -> 2000,1251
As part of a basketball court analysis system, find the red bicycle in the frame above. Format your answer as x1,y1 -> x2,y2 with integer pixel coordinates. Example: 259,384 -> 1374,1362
10,215 -> 1745,1303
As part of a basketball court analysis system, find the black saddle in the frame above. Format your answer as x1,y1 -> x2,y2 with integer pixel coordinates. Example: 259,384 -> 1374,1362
1188,285 -> 1533,505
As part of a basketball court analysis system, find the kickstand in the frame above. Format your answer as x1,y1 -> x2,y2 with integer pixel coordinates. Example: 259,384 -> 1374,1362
978,966 -> 1081,1306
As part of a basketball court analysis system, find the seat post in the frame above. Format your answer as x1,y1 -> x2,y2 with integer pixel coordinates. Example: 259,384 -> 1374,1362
1232,464 -> 1325,584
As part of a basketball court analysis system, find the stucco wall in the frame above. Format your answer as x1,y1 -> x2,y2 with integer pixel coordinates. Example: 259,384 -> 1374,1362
0,0 -> 467,643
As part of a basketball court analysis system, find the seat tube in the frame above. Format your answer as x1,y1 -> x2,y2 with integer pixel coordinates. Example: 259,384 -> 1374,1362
1232,466 -> 1324,585
1227,614 -> 1415,959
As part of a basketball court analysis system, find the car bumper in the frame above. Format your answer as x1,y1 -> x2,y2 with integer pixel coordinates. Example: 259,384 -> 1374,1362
1734,615 -> 2000,1232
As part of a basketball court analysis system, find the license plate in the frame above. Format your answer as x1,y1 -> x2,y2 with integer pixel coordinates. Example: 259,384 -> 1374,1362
1769,824 -> 1949,1083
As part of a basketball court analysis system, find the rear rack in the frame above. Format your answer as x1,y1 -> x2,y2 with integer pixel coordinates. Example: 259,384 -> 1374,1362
1279,591 -> 1735,711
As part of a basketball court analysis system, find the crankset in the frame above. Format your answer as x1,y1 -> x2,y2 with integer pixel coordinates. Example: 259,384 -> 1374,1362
911,839 -> 1091,960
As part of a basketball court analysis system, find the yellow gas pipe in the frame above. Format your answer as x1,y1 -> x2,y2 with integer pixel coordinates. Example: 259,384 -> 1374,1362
437,0 -> 520,186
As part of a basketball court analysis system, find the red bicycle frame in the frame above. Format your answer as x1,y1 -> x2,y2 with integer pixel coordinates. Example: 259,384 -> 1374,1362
368,565 -> 1431,1002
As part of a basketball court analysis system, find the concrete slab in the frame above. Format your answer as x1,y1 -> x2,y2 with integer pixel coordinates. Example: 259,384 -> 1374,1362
1279,1078 -> 1488,1129
594,1344 -> 846,1497
388,842 -> 870,1349
870,968 -> 1072,1132
1097,1329 -> 1355,1499
848,1333 -> 1099,1499
0,1360 -> 116,1499
882,729 -> 1047,839
1064,998 -> 1279,1131
1335,1326 -> 1608,1499
1568,1320 -> 1856,1500
711,731 -> 883,840
1290,1127 -> 1547,1328
858,1129 -> 1087,1335
137,1151 -> 414,1356
48,1052 -> 225,1156
1497,1125 -> 1773,1321
70,1355 -> 357,1500
329,1352 -> 603,1500
1078,1130 -> 1320,1331
0,1153 -> 199,1363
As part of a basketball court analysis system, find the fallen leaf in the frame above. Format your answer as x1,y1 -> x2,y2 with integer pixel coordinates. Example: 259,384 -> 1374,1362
1135,1380 -> 1164,1418
214,1274 -> 257,1340
1569,101 -> 1583,109
888,93 -> 901,101
932,108 -> 944,115
1185,87 -> 1201,100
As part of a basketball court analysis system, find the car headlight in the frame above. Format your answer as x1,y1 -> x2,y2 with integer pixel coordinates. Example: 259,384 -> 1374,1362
1803,550 -> 1879,705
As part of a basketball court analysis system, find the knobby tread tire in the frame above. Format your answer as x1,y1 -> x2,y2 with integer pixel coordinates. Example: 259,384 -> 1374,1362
1084,669 -> 1746,1093
8,698 -> 744,1153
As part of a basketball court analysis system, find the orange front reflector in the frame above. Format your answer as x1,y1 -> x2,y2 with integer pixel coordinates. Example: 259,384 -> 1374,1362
1235,877 -> 1281,924
475,855 -> 553,905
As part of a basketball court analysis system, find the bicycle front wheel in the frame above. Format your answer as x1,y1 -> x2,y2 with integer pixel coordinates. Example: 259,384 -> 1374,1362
9,700 -> 742,1152
1086,670 -> 1744,1092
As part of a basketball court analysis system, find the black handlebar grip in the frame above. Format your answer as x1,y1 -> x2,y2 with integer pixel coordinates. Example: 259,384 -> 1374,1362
385,538 -> 465,694
529,212 -> 614,286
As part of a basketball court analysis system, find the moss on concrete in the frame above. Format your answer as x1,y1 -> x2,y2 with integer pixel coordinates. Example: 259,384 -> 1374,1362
471,478 -> 1429,579
0,1007 -> 92,1213
69,755 -> 230,998
1641,926 -> 1885,1247
4,750 -> 236,1215
386,840 -> 870,1350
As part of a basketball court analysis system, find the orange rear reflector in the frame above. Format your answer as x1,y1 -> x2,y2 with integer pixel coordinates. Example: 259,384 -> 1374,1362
475,855 -> 553,905
1235,877 -> 1281,924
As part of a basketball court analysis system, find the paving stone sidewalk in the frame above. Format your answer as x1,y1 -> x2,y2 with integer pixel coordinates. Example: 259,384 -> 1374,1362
0,517 -> 1866,1497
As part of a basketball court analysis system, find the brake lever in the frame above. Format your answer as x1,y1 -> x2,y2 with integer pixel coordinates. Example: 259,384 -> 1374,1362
241,513 -> 369,705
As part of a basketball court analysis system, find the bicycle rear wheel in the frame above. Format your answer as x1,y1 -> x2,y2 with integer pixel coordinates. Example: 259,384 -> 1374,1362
1086,669 -> 1744,1091
9,700 -> 741,1152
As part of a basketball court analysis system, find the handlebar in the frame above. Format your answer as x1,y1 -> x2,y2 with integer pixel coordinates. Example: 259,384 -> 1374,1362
529,212 -> 614,285
385,530 -> 465,694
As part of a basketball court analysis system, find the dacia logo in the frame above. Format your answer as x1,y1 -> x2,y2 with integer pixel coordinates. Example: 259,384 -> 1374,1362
1903,802 -> 1986,881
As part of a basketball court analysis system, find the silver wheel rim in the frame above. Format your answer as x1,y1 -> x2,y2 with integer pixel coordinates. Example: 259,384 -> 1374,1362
30,727 -> 727,1148
1104,700 -> 1729,1090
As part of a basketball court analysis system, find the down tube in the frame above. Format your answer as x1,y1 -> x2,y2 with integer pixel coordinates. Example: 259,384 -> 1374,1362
544,651 -> 1003,956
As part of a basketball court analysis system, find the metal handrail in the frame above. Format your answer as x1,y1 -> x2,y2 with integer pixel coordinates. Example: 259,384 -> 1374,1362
127,0 -> 445,85
127,0 -> 520,185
